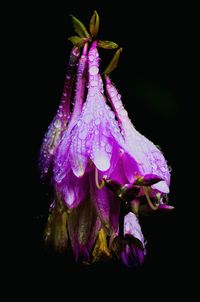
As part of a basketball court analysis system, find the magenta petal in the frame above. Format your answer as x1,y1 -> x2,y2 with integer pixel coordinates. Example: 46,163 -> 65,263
69,134 -> 89,177
122,152 -> 140,184
90,171 -> 120,233
57,170 -> 89,208
68,42 -> 126,174
124,212 -> 145,248
121,244 -> 145,268
54,45 -> 88,181
152,180 -> 169,193
39,47 -> 80,180
106,78 -> 171,189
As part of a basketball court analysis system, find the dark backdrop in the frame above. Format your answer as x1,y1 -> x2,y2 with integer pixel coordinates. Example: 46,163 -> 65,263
14,0 -> 196,294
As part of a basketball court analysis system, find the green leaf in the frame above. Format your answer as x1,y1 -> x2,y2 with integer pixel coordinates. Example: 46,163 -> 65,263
68,36 -> 90,46
98,40 -> 118,49
89,10 -> 99,38
104,48 -> 123,75
70,14 -> 90,38
68,36 -> 83,45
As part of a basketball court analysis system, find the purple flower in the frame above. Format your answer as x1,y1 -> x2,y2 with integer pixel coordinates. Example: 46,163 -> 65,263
40,11 -> 174,267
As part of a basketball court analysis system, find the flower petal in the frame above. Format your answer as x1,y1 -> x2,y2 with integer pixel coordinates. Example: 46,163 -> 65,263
58,170 -> 89,208
39,47 -> 80,180
124,212 -> 145,248
54,45 -> 88,181
90,170 -> 120,234
106,77 -> 171,188
67,197 -> 101,261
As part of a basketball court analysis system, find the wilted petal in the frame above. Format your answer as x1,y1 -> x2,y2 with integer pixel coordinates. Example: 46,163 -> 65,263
68,197 -> 101,261
44,195 -> 68,252
92,228 -> 111,263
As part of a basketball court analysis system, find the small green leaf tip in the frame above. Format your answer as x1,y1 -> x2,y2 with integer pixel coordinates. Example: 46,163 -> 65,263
89,10 -> 99,38
104,48 -> 123,75
68,36 -> 90,46
70,14 -> 90,38
98,40 -> 119,49
68,36 -> 82,45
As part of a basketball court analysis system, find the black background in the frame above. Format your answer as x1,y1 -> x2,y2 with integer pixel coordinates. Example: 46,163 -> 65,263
12,0 -> 197,295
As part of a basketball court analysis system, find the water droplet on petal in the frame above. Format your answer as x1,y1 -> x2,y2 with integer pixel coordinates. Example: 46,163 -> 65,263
161,166 -> 166,172
79,128 -> 88,139
109,111 -> 115,119
89,66 -> 99,75
121,109 -> 128,117
105,144 -> 112,153
54,119 -> 62,129
89,55 -> 94,62
84,114 -> 93,124
95,129 -> 99,135
115,99 -> 121,109
95,118 -> 100,125
91,80 -> 98,87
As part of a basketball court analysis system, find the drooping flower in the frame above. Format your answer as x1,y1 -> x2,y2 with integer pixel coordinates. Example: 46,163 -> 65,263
40,10 -> 174,267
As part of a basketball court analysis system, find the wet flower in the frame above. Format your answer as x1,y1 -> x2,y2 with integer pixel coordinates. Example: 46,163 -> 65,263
40,11 -> 174,267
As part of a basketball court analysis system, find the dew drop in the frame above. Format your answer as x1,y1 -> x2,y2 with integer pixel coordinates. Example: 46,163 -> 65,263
110,90 -> 116,97
161,166 -> 166,172
105,144 -> 112,153
90,80 -> 98,87
84,114 -> 93,124
121,109 -> 128,117
95,118 -> 100,125
54,119 -> 62,129
79,128 -> 88,139
89,55 -> 94,62
109,111 -> 115,119
89,66 -> 99,75
115,101 -> 121,109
